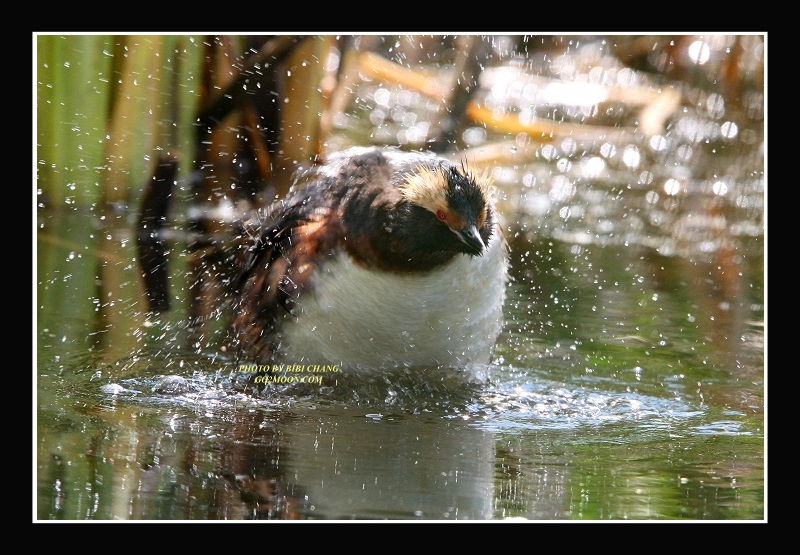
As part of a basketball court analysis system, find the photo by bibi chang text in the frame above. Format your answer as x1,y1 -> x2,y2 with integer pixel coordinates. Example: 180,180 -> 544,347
238,363 -> 341,373
237,363 -> 341,385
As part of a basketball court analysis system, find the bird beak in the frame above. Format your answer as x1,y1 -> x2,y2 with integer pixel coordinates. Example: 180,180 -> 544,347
453,225 -> 486,255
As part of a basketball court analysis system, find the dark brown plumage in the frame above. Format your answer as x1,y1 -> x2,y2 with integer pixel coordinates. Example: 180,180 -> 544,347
228,146 -> 508,370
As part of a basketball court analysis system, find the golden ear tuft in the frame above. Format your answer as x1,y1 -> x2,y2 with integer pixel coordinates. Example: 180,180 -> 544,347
398,165 -> 449,213
460,160 -> 495,200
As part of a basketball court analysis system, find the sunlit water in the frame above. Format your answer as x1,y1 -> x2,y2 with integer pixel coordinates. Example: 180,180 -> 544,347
36,38 -> 764,521
36,224 -> 764,520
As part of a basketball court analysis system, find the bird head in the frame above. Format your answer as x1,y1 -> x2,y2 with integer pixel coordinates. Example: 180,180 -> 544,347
398,162 -> 495,257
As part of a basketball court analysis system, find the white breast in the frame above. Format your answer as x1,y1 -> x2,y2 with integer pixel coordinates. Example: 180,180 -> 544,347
277,228 -> 508,371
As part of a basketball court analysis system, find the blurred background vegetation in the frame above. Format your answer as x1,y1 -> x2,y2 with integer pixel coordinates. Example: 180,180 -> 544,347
35,34 -> 764,212
38,35 -> 195,208
36,35 -> 337,213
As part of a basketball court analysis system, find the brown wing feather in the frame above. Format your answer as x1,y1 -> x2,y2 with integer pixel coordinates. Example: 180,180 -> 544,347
229,196 -> 342,363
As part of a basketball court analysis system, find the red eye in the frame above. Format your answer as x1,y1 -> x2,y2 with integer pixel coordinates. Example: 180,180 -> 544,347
436,210 -> 447,222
